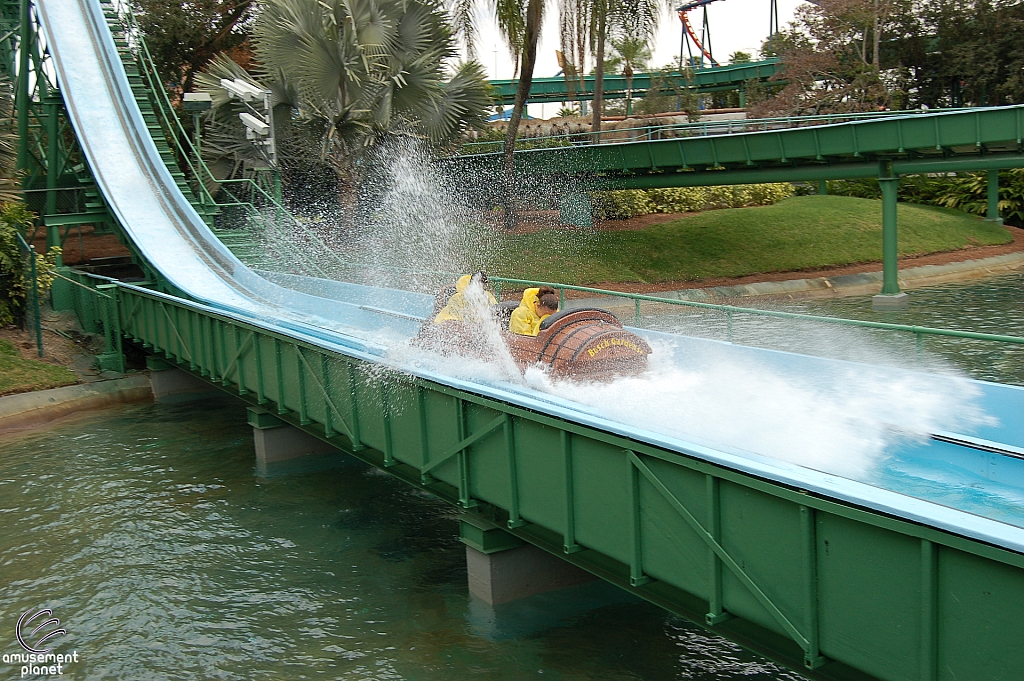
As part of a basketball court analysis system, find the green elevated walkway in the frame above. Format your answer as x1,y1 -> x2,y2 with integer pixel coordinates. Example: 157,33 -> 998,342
488,59 -> 781,105
452,106 -> 1024,186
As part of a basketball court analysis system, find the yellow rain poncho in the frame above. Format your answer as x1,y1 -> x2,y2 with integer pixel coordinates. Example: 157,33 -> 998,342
509,287 -> 553,336
434,274 -> 497,323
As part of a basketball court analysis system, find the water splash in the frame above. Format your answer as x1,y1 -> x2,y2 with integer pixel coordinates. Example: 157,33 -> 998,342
522,338 -> 994,480
267,136 -> 998,484
344,141 -> 494,291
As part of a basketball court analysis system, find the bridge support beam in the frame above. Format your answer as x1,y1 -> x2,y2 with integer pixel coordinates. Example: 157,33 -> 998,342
247,406 -> 336,474
873,175 -> 908,310
986,169 -> 1002,224
460,516 -> 596,605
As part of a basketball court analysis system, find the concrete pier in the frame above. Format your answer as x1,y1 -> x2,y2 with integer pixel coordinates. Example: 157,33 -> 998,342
247,406 -> 336,474
147,357 -> 218,399
871,292 -> 910,310
460,516 -> 596,605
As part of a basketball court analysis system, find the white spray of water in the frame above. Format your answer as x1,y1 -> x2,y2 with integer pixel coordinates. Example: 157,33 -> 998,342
269,139 -> 999,483
522,339 -> 994,480
344,143 -> 492,290
462,280 -> 523,381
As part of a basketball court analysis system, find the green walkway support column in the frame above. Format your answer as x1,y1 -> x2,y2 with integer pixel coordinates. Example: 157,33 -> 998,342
872,175 -> 908,310
44,94 -> 62,264
558,191 -> 592,228
986,169 -> 1002,223
817,179 -> 827,195
15,0 -> 30,172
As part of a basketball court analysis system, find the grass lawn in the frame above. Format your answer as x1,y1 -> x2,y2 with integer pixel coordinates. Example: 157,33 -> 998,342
0,339 -> 78,396
487,195 -> 1013,284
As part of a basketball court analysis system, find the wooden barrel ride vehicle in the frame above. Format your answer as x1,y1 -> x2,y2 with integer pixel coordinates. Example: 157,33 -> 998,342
505,306 -> 652,379
414,294 -> 652,380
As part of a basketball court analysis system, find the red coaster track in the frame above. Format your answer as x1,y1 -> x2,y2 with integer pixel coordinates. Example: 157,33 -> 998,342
677,0 -> 722,67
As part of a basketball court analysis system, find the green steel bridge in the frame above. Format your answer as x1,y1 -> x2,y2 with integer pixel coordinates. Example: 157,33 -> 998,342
9,1 -> 1024,680
487,58 -> 781,106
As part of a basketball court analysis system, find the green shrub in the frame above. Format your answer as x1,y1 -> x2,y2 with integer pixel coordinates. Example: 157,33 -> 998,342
825,178 -> 882,199
934,169 -> 1024,226
0,203 -> 60,327
826,171 -> 1024,226
591,182 -> 794,219
591,189 -> 654,219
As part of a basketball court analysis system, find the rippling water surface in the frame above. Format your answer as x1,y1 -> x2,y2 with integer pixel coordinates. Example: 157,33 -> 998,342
0,396 -> 802,680
639,271 -> 1024,385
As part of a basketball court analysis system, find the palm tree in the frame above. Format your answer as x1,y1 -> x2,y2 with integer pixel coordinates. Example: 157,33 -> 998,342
262,0 -> 490,148
451,0 -> 545,228
591,0 -> 663,134
609,22 -> 653,115
558,0 -> 591,116
589,0 -> 610,136
197,0 -> 491,182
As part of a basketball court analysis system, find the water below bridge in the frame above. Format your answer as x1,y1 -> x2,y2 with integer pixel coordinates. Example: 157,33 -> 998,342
0,396 -> 804,680
1,274 -> 1019,680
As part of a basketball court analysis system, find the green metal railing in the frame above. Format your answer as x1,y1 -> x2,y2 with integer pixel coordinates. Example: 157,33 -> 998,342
490,276 -> 1024,356
458,108 -> 976,156
53,268 -> 124,372
15,231 -> 42,357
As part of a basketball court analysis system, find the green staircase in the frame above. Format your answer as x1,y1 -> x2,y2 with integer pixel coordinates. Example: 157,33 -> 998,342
99,1 -> 272,269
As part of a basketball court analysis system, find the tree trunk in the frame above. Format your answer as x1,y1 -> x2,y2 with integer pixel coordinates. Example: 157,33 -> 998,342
591,10 -> 606,137
625,64 -> 633,116
872,0 -> 881,71
501,0 -> 543,229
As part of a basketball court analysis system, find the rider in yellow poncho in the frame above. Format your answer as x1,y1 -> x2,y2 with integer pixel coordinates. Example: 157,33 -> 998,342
434,272 -> 497,323
509,286 -> 559,336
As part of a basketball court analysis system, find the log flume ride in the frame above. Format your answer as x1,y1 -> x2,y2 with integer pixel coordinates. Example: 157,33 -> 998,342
414,295 -> 651,380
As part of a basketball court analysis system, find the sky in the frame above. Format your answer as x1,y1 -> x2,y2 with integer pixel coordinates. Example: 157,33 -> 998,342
462,0 -> 807,119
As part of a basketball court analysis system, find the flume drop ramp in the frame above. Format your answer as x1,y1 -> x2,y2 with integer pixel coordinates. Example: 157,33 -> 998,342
39,0 -> 1024,679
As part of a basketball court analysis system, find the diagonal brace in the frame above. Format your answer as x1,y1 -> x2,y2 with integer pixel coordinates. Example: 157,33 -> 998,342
295,346 -> 355,442
627,451 -> 811,653
217,328 -> 253,386
421,414 -> 505,475
160,304 -> 194,362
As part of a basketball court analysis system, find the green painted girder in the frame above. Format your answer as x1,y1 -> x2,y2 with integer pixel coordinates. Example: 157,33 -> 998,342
488,59 -> 781,105
451,105 -> 1024,187
54,270 -> 1024,681
43,210 -> 109,227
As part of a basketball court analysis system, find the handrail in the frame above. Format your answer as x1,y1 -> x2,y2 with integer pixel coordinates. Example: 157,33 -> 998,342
458,107 -> 978,156
489,276 -> 1024,348
15,231 -> 43,356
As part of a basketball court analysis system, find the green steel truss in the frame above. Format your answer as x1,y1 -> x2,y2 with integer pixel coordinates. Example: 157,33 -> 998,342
451,105 -> 1024,185
57,268 -> 1024,681
0,0 -> 125,259
487,59 -> 781,106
